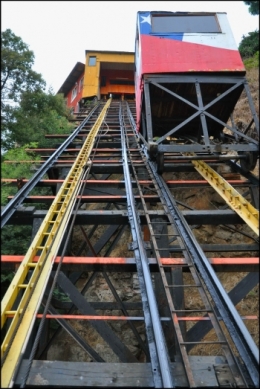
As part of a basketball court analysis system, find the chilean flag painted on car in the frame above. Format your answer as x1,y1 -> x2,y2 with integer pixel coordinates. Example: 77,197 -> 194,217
137,11 -> 245,74
134,11 -> 245,132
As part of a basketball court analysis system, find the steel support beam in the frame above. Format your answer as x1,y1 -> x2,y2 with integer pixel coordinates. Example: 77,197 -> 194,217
53,272 -> 138,363
1,103 -> 101,228
4,208 -> 246,225
186,272 -> 259,351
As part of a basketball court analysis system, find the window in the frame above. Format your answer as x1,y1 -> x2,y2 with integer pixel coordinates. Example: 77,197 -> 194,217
71,84 -> 77,101
151,15 -> 220,33
88,56 -> 96,66
79,77 -> 84,91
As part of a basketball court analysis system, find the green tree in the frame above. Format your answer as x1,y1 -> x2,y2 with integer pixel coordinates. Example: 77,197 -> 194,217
1,29 -> 46,146
1,29 -> 45,105
239,2 -> 259,59
1,144 -> 39,256
1,29 -> 74,151
2,90 -> 74,150
1,31 -> 74,284
244,1 -> 259,15
1,143 -> 41,205
239,30 -> 259,58
1,143 -> 53,256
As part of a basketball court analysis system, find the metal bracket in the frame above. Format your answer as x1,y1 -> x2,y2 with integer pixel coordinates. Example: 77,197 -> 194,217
128,241 -> 151,250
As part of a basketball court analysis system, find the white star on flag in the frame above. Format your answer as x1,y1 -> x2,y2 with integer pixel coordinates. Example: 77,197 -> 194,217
140,15 -> 151,24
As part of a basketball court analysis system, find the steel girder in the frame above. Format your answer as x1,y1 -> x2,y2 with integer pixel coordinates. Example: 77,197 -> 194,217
140,74 -> 259,172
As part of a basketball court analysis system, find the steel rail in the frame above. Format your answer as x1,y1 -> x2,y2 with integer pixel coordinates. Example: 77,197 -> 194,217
129,159 -> 197,384
19,164 -> 94,388
2,98 -> 258,387
146,158 -> 259,387
120,102 -> 174,388
126,104 -> 258,386
1,100 -> 112,388
1,102 -> 101,229
126,104 -> 248,387
19,106 -> 115,384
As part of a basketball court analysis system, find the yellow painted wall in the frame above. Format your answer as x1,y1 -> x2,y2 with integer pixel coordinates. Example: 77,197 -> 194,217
82,51 -> 134,99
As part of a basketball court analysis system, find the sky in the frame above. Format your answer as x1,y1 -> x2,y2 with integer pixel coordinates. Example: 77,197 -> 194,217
2,1 -> 259,94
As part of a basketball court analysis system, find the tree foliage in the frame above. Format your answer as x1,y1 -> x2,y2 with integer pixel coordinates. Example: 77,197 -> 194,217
239,2 -> 259,59
1,225 -> 33,255
239,30 -> 259,59
1,143 -> 41,205
244,1 -> 259,15
1,144 -> 39,256
1,29 -> 45,106
1,143 -> 54,256
2,90 -> 74,149
1,30 -> 74,280
1,29 -> 73,150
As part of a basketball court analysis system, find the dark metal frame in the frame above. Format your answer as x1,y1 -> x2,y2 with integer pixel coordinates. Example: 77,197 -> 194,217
3,100 -> 258,388
140,74 -> 259,169
1,102 -> 101,228
148,159 -> 259,386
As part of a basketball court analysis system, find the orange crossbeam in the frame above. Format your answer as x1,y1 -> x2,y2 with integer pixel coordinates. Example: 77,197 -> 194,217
7,195 -> 159,201
44,133 -> 133,137
1,178 -> 247,186
4,312 -> 257,321
2,179 -> 150,184
1,179 -> 141,184
3,160 -> 73,163
1,256 -> 258,266
25,148 -> 137,152
3,159 -> 141,164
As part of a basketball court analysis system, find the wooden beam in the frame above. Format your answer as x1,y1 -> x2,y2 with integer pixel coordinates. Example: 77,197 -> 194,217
14,357 -> 234,387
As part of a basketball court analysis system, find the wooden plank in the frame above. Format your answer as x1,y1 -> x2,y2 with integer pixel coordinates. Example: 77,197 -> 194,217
15,357 -> 228,387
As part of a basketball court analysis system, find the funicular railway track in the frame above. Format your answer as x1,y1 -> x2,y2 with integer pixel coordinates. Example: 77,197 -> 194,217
1,100 -> 259,387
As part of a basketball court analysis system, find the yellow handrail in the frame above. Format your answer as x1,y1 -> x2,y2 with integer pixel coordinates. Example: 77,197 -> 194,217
1,99 -> 111,388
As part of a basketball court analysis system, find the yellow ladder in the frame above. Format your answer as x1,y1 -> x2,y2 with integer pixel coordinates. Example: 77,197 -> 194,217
1,99 -> 111,388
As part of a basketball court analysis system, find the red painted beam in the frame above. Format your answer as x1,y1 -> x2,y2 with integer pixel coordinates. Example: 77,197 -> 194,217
25,148 -> 137,152
1,255 -> 258,266
3,159 -> 141,164
25,148 -> 78,152
44,134 -> 133,138
2,179 -> 151,185
1,179 -> 248,186
36,314 -> 257,321
7,195 -> 159,202
39,152 -> 132,157
4,312 -> 257,321
3,160 -> 76,164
